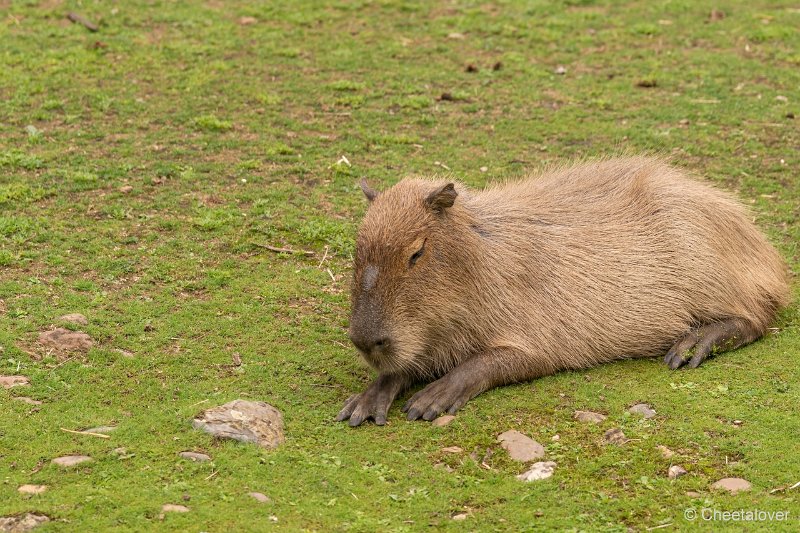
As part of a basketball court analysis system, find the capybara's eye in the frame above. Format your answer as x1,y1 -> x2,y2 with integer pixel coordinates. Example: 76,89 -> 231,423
409,243 -> 425,267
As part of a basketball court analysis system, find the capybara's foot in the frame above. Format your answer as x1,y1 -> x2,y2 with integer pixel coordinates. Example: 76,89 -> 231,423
336,373 -> 410,427
402,373 -> 474,421
664,318 -> 762,370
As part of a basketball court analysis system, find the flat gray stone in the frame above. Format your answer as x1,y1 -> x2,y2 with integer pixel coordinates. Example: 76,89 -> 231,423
574,410 -> 606,423
517,461 -> 557,481
52,455 -> 92,467
1,376 -> 29,389
179,451 -> 211,462
39,328 -> 93,352
58,313 -> 88,326
432,415 -> 455,427
192,400 -> 284,449
497,430 -> 545,462
711,477 -> 751,494
657,445 -> 675,458
0,513 -> 50,532
628,403 -> 656,419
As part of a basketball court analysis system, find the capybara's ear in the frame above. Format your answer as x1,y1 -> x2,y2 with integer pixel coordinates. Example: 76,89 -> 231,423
360,178 -> 378,202
426,183 -> 457,212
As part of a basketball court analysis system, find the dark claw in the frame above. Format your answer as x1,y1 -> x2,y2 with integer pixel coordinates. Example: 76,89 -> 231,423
349,413 -> 364,427
422,408 -> 439,421
406,408 -> 422,421
374,413 -> 386,426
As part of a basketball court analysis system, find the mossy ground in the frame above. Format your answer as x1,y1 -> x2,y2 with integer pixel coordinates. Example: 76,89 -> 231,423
1,1 -> 799,531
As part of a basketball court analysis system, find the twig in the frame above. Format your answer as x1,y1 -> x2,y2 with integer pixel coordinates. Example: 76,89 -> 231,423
326,268 -> 336,283
645,524 -> 672,531
317,245 -> 329,268
252,243 -> 314,257
67,12 -> 99,32
205,470 -> 218,480
188,399 -> 209,408
60,427 -> 111,439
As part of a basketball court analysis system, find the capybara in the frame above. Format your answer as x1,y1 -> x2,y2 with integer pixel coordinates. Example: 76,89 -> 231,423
336,157 -> 790,426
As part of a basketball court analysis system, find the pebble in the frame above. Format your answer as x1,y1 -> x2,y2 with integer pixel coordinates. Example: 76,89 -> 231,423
38,328 -> 93,352
657,445 -> 675,459
248,492 -> 270,503
452,513 -> 468,521
668,465 -> 688,479
432,415 -> 455,427
497,430 -> 545,462
711,477 -> 751,494
0,513 -> 49,531
179,451 -> 211,462
603,428 -> 627,445
628,403 -> 656,419
161,504 -> 190,513
58,313 -> 88,325
12,397 -> 42,405
18,484 -> 48,495
192,400 -> 284,449
517,461 -> 557,481
574,410 -> 606,423
1,375 -> 29,389
52,455 -> 92,467
441,446 -> 463,454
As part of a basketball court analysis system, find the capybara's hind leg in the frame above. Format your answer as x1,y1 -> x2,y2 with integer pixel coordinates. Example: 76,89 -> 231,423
664,318 -> 762,370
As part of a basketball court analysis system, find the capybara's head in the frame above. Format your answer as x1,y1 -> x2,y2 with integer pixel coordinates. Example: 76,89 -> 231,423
348,178 -> 469,376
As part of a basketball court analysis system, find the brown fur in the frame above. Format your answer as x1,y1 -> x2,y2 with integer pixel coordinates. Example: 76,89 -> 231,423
338,157 -> 790,426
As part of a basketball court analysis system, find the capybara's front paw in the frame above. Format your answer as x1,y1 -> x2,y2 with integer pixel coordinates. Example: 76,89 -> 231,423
402,376 -> 471,421
335,391 -> 392,427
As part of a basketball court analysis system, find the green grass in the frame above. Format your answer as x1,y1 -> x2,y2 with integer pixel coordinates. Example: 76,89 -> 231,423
1,0 -> 799,531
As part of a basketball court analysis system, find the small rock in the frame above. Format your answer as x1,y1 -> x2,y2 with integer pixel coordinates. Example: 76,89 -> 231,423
479,166 -> 488,172
497,430 -> 545,462
452,513 -> 468,521
492,61 -> 502,71
686,491 -> 701,498
17,484 -> 47,495
628,403 -> 656,419
52,455 -> 92,467
432,415 -> 455,427
657,445 -> 675,458
12,397 -> 42,405
193,400 -> 284,449
775,95 -> 788,103
517,461 -> 557,482
0,513 -> 50,532
161,504 -> 190,513
179,451 -> 211,462
434,462 -> 454,472
551,434 -> 560,441
441,446 -> 462,454
119,185 -> 133,193
38,328 -> 93,352
465,64 -> 478,73
238,16 -> 258,25
574,410 -> 606,423
679,118 -> 690,125
603,428 -> 627,445
668,465 -> 688,479
85,426 -> 116,434
113,348 -> 134,358
1,376 -> 29,389
732,419 -> 743,427
447,32 -> 465,40
58,313 -> 88,326
709,9 -> 725,21
248,492 -> 270,503
711,477 -> 751,494
554,65 -> 567,75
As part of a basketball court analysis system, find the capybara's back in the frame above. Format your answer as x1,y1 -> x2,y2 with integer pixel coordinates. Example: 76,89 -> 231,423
338,156 -> 791,426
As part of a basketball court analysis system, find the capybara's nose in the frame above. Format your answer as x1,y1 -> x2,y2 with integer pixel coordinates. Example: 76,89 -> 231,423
349,332 -> 390,354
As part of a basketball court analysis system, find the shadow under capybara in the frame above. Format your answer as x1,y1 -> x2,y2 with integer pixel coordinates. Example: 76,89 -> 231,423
336,156 -> 791,426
